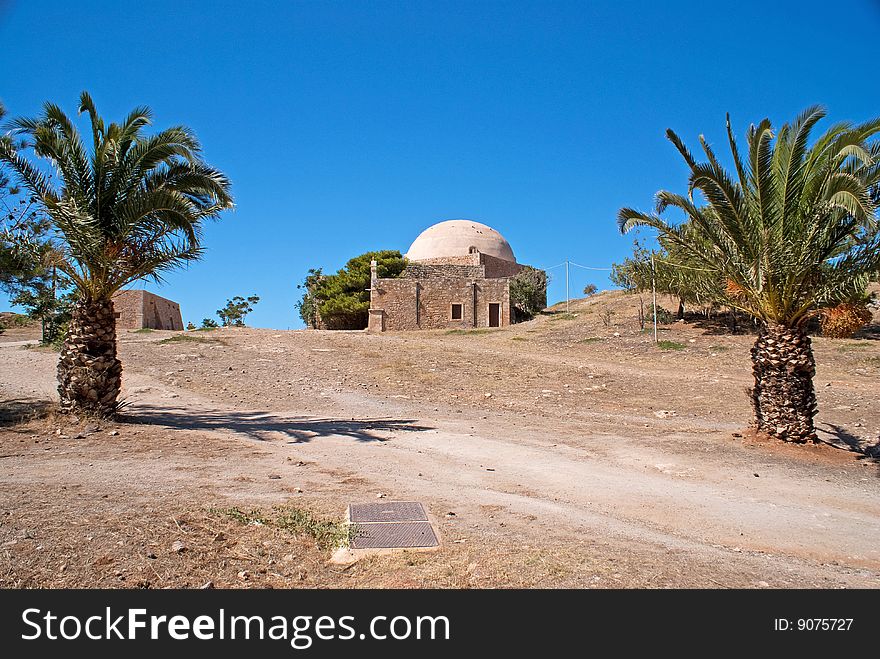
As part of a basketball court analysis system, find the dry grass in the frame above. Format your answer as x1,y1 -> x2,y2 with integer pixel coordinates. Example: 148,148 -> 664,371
445,328 -> 491,335
158,334 -> 224,345
212,506 -> 354,550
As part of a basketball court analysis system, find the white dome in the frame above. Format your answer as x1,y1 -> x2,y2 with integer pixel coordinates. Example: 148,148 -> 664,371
405,220 -> 516,262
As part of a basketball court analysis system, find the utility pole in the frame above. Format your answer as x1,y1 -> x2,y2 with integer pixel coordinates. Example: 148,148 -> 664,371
651,252 -> 658,343
565,259 -> 570,313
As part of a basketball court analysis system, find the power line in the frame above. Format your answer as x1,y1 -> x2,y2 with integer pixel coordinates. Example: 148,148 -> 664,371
535,260 -> 615,312
568,261 -> 612,271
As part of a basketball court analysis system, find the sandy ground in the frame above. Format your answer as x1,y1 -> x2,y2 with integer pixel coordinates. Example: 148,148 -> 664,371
1,291 -> 879,588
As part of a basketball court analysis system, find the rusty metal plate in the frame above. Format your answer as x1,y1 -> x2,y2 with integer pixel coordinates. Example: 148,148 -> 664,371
351,521 -> 439,549
349,501 -> 428,523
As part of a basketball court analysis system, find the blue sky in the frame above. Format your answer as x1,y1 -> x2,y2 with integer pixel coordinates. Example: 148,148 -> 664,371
2,0 -> 879,328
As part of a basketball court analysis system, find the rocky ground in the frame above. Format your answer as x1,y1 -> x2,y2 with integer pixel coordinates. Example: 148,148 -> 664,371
1,291 -> 879,588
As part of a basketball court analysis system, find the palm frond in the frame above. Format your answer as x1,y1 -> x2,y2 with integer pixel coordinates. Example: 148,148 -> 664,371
1,93 -> 233,301
618,106 -> 880,324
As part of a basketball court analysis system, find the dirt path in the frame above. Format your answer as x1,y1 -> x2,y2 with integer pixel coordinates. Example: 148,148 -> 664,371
3,293 -> 880,588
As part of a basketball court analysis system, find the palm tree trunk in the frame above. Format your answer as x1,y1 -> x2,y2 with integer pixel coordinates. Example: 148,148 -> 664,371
57,298 -> 122,418
749,323 -> 817,442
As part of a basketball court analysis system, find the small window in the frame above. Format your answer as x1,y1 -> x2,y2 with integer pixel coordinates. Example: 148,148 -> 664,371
451,304 -> 463,320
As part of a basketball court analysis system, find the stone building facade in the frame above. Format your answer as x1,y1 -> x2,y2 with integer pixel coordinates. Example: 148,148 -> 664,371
111,289 -> 184,330
368,220 -> 536,332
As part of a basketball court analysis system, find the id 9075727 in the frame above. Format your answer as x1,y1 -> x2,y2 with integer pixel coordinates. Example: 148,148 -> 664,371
773,618 -> 853,631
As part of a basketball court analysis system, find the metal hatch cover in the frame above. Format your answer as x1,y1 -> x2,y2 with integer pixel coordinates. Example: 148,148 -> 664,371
349,501 -> 428,523
347,501 -> 439,549
350,521 -> 439,549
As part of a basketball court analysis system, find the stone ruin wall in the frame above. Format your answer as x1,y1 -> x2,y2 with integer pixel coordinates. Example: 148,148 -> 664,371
402,262 -> 484,280
401,252 -> 523,278
111,290 -> 183,330
480,253 -> 524,278
141,291 -> 184,330
369,277 -> 511,331
111,290 -> 145,330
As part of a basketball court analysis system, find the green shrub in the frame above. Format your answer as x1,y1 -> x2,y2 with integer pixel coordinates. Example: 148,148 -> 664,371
650,304 -> 675,324
509,266 -> 548,321
48,320 -> 68,350
301,250 -> 406,330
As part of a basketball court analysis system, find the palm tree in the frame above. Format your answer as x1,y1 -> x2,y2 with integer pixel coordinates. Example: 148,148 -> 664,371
618,106 -> 880,442
0,92 -> 233,417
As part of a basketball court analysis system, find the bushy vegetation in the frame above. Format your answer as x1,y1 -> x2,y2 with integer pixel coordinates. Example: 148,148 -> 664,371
820,301 -> 873,338
611,238 -> 713,319
509,266 -> 548,321
217,294 -> 260,327
0,312 -> 30,329
0,104 -> 74,345
297,250 -> 406,330
650,304 -> 675,324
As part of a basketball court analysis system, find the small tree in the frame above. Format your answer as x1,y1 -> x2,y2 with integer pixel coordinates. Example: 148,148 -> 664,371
583,283 -> 598,297
295,268 -> 324,328
0,106 -> 69,341
217,295 -> 260,327
509,266 -> 548,321
612,235 -> 722,319
186,322 -> 196,330
201,318 -> 219,329
303,250 -> 406,330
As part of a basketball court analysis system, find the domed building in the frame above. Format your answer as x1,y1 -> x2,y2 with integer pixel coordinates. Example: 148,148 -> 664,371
368,219 -> 541,332
405,219 -> 517,263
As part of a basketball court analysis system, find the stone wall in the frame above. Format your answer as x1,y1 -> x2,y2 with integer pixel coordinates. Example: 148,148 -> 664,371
111,290 -> 183,330
366,249 -> 529,332
369,277 -> 510,331
402,262 -> 484,280
142,291 -> 184,330
111,290 -> 145,329
407,253 -> 482,267
480,253 -> 524,278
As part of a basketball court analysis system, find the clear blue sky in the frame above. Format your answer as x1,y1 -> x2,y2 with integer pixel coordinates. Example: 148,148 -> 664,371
2,0 -> 879,328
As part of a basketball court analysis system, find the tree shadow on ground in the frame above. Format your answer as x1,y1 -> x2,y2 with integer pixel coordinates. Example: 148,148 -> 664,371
853,325 -> 880,340
0,398 -> 54,428
683,313 -> 759,336
817,423 -> 880,473
121,404 -> 435,444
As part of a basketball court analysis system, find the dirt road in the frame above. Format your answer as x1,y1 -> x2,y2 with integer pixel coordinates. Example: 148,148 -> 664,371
2,293 -> 879,588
